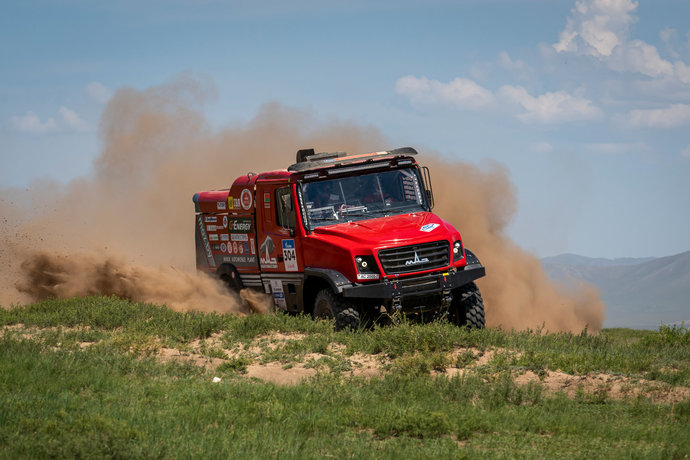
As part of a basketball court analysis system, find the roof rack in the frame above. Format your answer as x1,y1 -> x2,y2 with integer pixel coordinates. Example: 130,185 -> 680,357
288,147 -> 418,172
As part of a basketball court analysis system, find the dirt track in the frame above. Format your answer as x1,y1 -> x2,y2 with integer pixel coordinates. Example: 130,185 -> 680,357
6,325 -> 684,403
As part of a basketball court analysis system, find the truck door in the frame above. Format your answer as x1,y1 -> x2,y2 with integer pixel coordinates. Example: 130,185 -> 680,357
255,180 -> 304,312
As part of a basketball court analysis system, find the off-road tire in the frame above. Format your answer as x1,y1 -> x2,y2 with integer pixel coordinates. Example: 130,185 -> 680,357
220,272 -> 242,293
313,288 -> 361,331
220,274 -> 241,293
451,282 -> 485,329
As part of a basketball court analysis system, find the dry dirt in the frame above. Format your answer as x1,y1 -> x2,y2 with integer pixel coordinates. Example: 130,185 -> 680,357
3,326 -> 688,403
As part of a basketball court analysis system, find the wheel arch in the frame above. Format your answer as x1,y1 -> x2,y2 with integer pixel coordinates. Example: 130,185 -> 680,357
302,267 -> 352,316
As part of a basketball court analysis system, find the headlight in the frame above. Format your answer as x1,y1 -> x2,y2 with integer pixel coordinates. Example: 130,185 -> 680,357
355,255 -> 380,280
452,241 -> 464,262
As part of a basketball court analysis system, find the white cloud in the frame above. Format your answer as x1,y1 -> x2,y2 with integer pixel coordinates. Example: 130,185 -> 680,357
628,104 -> 690,128
659,27 -> 680,59
498,85 -> 602,123
397,75 -> 602,124
585,142 -> 641,154
59,106 -> 88,131
87,81 -> 112,104
530,141 -> 553,153
681,144 -> 690,158
498,51 -> 532,81
395,75 -> 495,109
609,40 -> 674,78
11,107 -> 89,135
659,27 -> 676,43
11,111 -> 57,134
553,0 -> 690,83
499,51 -> 526,72
554,0 -> 637,57
674,61 -> 690,84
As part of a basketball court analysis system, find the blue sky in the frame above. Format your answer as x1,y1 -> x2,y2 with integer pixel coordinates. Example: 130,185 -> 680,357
1,0 -> 689,259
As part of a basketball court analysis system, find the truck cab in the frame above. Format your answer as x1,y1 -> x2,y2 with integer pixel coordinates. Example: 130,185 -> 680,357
193,147 -> 486,330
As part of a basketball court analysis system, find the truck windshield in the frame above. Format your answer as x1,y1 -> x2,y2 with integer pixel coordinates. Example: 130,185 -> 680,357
300,167 -> 428,230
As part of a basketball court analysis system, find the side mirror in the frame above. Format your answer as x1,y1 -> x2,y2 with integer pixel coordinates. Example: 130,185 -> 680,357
421,166 -> 434,210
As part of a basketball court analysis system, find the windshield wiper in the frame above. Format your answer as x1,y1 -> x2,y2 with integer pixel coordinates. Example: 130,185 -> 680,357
361,209 -> 389,215
340,211 -> 370,217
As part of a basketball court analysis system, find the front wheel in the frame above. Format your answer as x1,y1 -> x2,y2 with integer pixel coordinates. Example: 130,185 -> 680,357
451,282 -> 485,329
313,288 -> 360,331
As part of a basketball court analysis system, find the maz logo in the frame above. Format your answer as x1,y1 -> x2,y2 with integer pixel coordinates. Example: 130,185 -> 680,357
405,251 -> 430,266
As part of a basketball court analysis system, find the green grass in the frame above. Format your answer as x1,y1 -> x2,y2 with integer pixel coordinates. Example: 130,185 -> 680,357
1,296 -> 689,458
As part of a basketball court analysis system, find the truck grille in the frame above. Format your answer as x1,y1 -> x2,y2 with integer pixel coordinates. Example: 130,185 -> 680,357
378,241 -> 450,275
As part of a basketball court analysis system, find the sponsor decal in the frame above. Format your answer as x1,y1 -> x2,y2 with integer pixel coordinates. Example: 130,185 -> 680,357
217,201 -> 226,210
220,234 -> 229,241
244,241 -> 250,254
269,279 -> 287,310
220,243 -> 227,253
206,225 -> 216,232
357,273 -> 380,280
212,244 -> 220,251
204,216 -> 217,223
196,215 -> 216,268
232,241 -> 238,254
282,239 -> 298,272
233,198 -> 241,209
250,238 -> 256,255
222,216 -> 228,228
228,197 -> 234,209
264,192 -> 271,209
405,251 -> 430,266
221,255 -> 258,267
230,218 -> 252,233
259,235 -> 278,268
240,188 -> 253,210
209,234 -> 219,241
420,223 -> 440,233
231,233 -> 248,242
239,242 -> 244,254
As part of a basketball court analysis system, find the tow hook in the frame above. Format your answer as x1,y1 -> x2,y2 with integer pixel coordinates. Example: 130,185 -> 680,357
392,296 -> 402,311
441,289 -> 452,308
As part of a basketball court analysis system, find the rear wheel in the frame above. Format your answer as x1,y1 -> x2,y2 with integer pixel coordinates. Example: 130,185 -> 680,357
220,271 -> 242,293
218,264 -> 243,294
314,288 -> 360,331
451,282 -> 485,329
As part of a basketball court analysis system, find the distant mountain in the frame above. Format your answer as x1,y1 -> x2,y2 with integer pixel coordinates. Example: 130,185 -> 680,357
541,253 -> 657,267
542,251 -> 690,330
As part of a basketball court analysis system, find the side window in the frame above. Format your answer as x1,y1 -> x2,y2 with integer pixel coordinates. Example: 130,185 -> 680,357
276,187 -> 295,229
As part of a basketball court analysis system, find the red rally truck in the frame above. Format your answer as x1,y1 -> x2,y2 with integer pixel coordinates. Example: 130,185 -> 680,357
193,147 -> 486,330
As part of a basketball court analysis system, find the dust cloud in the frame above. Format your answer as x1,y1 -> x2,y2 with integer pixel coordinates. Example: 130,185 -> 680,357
0,75 -> 604,331
16,251 -> 253,314
428,159 -> 605,332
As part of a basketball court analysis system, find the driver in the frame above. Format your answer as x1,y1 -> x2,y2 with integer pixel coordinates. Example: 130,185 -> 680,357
311,182 -> 338,208
363,175 -> 398,204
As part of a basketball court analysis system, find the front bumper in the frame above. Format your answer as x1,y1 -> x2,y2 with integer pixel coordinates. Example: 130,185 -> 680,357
341,264 -> 485,300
